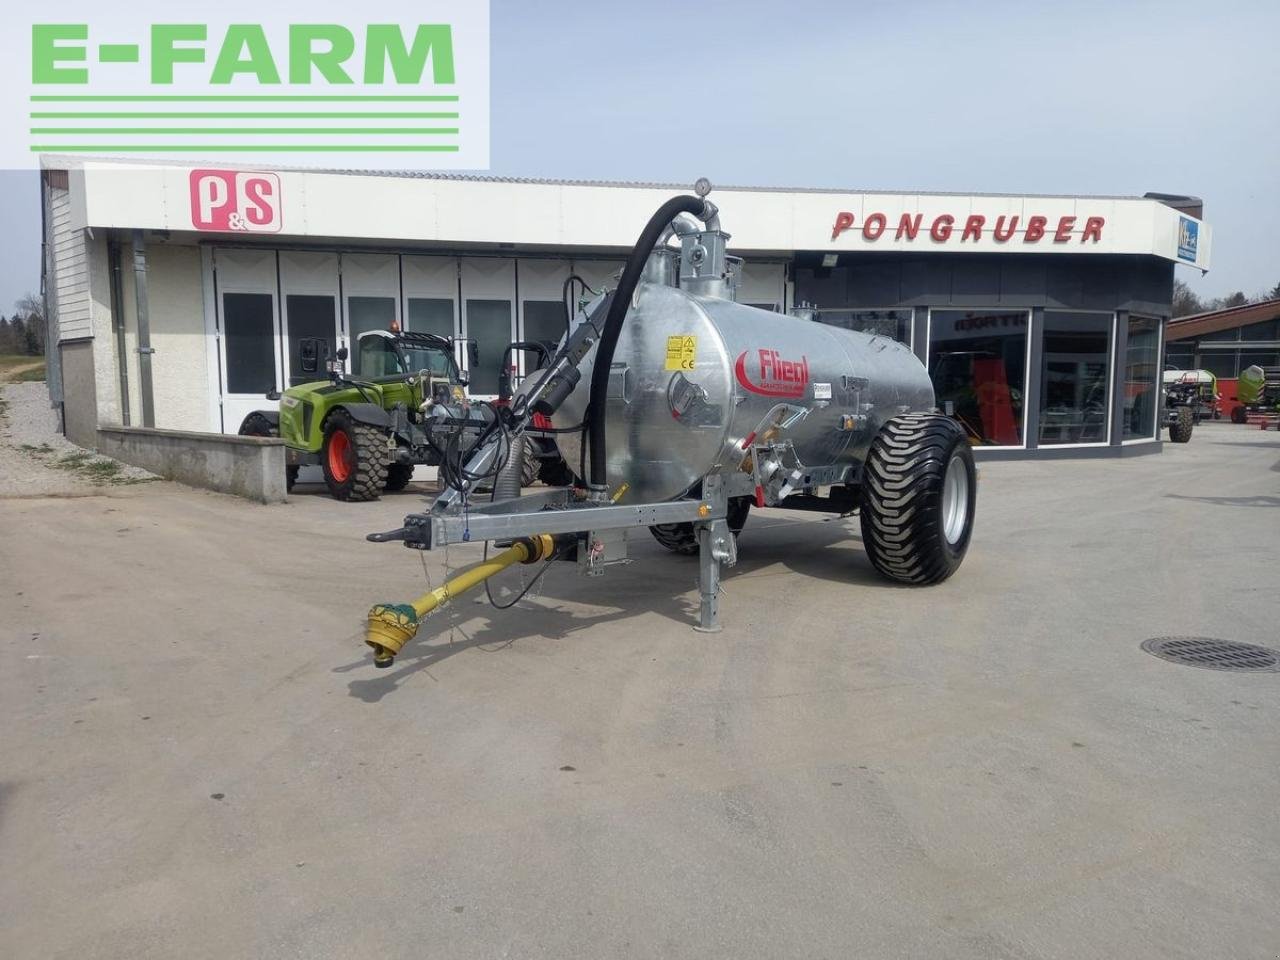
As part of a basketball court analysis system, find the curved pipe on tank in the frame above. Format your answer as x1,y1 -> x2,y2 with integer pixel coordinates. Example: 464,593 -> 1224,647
586,195 -> 718,491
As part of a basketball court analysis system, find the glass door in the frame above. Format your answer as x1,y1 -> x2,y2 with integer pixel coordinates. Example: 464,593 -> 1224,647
213,248 -> 281,433
459,258 -> 515,398
341,253 -> 401,377
279,251 -> 339,386
402,255 -> 459,343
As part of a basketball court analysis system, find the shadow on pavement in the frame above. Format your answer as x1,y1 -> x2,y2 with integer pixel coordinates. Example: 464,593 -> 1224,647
334,511 -> 914,701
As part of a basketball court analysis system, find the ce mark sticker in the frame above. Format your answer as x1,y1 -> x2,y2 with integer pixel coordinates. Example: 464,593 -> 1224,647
664,335 -> 698,371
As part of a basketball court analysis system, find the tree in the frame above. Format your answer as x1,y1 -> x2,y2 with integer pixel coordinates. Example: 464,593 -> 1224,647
12,293 -> 45,356
1268,281 -> 1280,301
1172,279 -> 1204,317
7,315 -> 27,356
1220,291 -> 1248,308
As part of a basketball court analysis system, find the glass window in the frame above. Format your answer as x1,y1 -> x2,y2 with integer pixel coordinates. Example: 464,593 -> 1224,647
1164,344 -> 1195,368
523,300 -> 567,348
1200,327 -> 1239,342
222,292 -> 275,394
928,310 -> 1028,446
348,296 -> 396,347
1197,351 -> 1237,379
1122,316 -> 1161,439
406,297 -> 454,339
1239,351 -> 1280,372
465,299 -> 512,395
817,308 -> 912,346
1239,318 -> 1280,341
284,294 -> 336,385
1039,312 -> 1112,445
357,335 -> 400,378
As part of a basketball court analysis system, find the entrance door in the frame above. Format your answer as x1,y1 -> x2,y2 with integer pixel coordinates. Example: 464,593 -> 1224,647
213,248 -> 282,433
460,258 -> 515,398
279,251 -> 340,386
341,253 -> 402,376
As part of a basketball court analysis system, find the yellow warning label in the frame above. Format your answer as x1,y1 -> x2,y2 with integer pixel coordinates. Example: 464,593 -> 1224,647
664,335 -> 697,371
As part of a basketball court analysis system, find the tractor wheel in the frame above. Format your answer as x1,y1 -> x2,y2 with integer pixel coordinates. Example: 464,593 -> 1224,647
238,412 -> 297,492
320,410 -> 389,501
1168,406 -> 1194,443
384,462 -> 414,492
649,496 -> 752,556
521,442 -> 540,487
537,457 -> 577,487
860,413 -> 976,585
1231,405 -> 1248,424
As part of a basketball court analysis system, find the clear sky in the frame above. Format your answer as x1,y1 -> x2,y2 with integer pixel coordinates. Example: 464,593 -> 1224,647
1,0 -> 1276,314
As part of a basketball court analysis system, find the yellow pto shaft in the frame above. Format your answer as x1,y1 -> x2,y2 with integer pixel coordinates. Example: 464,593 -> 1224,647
365,534 -> 557,667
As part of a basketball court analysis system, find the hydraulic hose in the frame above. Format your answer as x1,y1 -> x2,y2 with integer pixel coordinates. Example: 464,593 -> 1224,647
586,194 -> 715,490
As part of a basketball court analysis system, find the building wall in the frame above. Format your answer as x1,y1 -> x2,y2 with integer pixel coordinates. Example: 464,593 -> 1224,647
115,243 -> 209,431
148,245 -> 211,430
58,340 -> 98,448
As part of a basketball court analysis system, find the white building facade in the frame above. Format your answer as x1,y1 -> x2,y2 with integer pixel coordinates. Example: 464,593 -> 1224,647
41,156 -> 1211,458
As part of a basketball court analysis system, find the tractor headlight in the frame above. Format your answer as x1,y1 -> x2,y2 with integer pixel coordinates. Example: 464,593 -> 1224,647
281,395 -> 300,408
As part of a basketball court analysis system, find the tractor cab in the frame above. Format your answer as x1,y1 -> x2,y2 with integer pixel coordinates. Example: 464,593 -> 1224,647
352,330 -> 469,396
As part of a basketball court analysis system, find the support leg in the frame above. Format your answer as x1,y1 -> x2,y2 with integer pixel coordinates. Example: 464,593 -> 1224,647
694,522 -> 723,633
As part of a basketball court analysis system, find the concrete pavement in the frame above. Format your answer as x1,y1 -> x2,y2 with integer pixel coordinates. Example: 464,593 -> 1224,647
1,423 -> 1277,959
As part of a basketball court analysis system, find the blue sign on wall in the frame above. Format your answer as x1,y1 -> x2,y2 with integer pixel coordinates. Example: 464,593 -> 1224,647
1177,217 -> 1199,262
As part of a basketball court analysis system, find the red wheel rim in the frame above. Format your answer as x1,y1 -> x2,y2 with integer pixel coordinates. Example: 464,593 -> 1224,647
328,429 -> 353,483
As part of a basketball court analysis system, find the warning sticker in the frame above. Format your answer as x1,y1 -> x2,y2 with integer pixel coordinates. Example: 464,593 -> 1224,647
664,335 -> 698,371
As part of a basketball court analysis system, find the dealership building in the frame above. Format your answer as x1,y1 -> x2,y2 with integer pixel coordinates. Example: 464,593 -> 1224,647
41,155 -> 1211,459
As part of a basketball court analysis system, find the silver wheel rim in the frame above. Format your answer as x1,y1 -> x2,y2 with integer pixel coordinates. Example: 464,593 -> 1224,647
941,454 -> 970,546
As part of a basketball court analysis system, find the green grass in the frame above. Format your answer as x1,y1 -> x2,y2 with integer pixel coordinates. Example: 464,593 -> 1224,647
0,355 -> 46,383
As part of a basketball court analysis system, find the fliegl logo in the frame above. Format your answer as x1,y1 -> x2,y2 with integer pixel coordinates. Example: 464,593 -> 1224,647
12,4 -> 490,169
734,349 -> 810,399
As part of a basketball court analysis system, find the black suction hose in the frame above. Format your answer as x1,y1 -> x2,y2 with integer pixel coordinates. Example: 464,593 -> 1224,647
586,194 -> 712,489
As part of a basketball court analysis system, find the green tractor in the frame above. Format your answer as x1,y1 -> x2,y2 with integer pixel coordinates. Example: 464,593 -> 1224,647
238,329 -> 481,501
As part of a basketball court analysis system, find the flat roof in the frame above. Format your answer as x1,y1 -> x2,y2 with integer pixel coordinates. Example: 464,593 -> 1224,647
42,154 -> 1213,270
1167,298 -> 1280,340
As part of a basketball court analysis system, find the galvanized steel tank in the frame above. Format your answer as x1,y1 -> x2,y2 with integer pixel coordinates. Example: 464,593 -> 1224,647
552,282 -> 936,502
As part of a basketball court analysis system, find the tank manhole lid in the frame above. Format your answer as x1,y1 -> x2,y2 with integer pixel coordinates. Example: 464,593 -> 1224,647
1141,637 -> 1280,673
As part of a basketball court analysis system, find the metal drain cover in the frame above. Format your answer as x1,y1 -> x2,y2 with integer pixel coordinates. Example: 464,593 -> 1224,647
1141,636 -> 1280,672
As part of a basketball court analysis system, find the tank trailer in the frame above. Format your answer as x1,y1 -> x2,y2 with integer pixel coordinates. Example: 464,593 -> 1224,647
363,184 -> 978,667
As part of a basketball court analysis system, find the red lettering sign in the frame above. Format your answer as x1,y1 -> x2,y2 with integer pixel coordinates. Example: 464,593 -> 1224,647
829,210 -> 1105,246
190,169 -> 282,233
734,349 -> 809,398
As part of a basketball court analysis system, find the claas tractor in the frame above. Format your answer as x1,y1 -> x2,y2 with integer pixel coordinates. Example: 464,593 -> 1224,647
494,340 -> 576,488
239,329 -> 482,501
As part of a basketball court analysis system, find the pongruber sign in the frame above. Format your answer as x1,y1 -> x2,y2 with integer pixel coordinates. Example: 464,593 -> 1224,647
189,169 -> 281,233
830,210 -> 1106,246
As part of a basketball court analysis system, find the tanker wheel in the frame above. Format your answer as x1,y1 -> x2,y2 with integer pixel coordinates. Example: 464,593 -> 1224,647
860,413 -> 976,585
649,496 -> 752,556
238,411 -> 297,492
1231,405 -> 1248,424
1168,406 -> 1194,443
384,462 -> 414,492
320,410 -> 389,502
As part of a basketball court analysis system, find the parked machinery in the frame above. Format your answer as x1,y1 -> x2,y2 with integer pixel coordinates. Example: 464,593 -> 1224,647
1231,365 -> 1280,424
1162,369 -> 1210,443
239,330 -> 481,500
362,185 -> 978,667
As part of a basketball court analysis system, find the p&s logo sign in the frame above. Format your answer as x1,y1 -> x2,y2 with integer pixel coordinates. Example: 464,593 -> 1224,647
5,1 -> 489,169
190,170 -> 281,233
